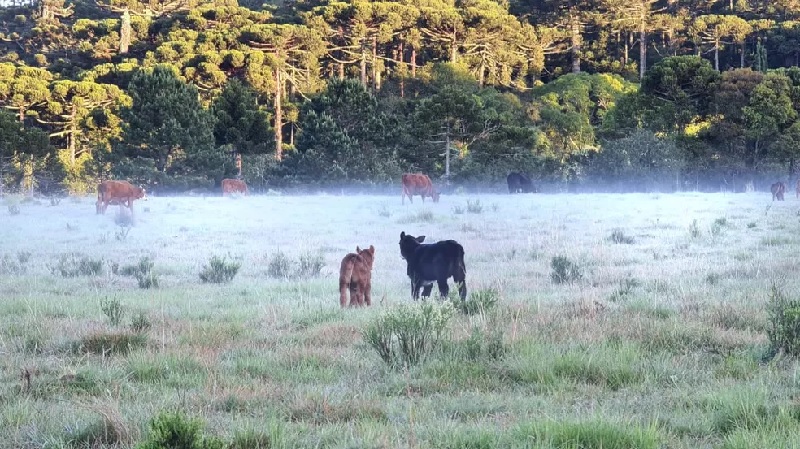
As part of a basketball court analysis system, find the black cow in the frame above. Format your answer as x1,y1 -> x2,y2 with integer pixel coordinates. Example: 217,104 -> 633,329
399,231 -> 467,300
507,172 -> 537,193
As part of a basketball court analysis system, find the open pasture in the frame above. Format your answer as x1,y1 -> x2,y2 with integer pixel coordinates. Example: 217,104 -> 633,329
1,191 -> 800,448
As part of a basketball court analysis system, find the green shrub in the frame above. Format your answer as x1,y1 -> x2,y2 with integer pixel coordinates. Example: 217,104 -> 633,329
608,229 -> 635,244
363,302 -> 454,369
452,205 -> 465,214
199,255 -> 241,283
766,285 -> 800,357
551,255 -> 582,284
452,288 -> 499,315
297,251 -> 324,277
136,411 -> 224,449
130,311 -> 152,333
267,251 -> 292,278
466,199 -> 483,214
50,253 -> 104,277
76,332 -> 147,356
101,298 -> 125,326
689,219 -> 701,238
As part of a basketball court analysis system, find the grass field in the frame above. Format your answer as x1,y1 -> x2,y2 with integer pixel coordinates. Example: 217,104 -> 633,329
2,191 -> 800,448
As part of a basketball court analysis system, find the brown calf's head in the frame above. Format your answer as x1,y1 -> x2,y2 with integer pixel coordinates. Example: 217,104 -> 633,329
356,245 -> 376,268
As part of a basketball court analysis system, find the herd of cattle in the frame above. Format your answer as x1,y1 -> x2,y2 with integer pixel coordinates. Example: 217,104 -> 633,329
93,172 -> 536,307
770,180 -> 800,201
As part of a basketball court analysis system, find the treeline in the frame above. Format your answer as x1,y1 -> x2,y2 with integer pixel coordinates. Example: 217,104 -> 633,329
1,0 -> 800,194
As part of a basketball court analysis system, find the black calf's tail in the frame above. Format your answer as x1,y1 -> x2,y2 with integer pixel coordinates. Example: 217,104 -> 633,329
453,245 -> 467,300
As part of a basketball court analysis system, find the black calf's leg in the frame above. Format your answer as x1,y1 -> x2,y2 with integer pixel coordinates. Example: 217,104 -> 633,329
437,279 -> 450,298
421,284 -> 434,299
457,281 -> 467,300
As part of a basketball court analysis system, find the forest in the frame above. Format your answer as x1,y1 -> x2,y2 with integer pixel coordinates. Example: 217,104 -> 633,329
2,0 -> 800,194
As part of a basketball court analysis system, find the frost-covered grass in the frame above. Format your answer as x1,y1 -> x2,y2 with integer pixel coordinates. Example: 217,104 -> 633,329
2,191 -> 800,448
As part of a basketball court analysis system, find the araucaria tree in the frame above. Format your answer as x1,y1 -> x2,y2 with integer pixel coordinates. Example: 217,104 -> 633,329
115,66 -> 223,189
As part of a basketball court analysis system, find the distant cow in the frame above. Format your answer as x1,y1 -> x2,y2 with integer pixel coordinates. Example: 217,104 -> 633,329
771,182 -> 786,201
399,231 -> 467,300
338,245 -> 375,308
96,180 -> 146,214
507,172 -> 537,193
222,178 -> 248,196
401,173 -> 440,204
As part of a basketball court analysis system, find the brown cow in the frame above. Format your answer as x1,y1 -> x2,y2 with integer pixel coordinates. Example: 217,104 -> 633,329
338,245 -> 375,307
771,182 -> 786,201
401,173 -> 440,204
222,178 -> 248,196
96,180 -> 146,214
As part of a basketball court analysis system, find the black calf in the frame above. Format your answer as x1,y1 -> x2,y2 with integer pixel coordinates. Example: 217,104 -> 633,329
399,231 -> 467,300
507,172 -> 536,193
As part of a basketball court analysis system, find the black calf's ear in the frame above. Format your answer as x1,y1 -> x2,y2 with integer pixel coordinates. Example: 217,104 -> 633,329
400,231 -> 406,239
356,246 -> 361,252
417,236 -> 426,243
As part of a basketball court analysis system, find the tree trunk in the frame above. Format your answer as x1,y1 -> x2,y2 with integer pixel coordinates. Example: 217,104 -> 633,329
411,48 -> 417,77
119,8 -> 131,55
445,122 -> 451,180
451,30 -> 457,62
338,61 -> 344,79
69,103 -> 77,166
478,60 -> 485,87
571,14 -> 581,73
639,20 -> 647,79
714,41 -> 720,70
623,32 -> 629,67
399,42 -> 405,98
274,69 -> 283,161
740,40 -> 745,68
360,41 -> 367,86
372,36 -> 380,91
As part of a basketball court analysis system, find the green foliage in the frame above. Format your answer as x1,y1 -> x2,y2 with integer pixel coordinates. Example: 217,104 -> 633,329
136,411 -> 224,449
101,298 -> 125,326
608,229 -> 635,244
117,65 -> 222,189
515,419 -> 660,449
199,255 -> 241,284
77,332 -> 148,356
297,251 -> 324,278
766,285 -> 800,357
452,288 -> 499,315
130,311 -> 152,333
50,253 -> 104,277
466,199 -> 483,214
267,251 -> 292,278
550,255 -> 583,284
362,302 -> 455,369
212,79 -> 273,156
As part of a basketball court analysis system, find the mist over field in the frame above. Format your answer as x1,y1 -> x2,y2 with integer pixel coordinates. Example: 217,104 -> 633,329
2,190 -> 800,448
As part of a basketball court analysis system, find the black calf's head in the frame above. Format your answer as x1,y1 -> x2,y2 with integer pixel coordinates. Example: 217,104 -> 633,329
399,232 -> 425,260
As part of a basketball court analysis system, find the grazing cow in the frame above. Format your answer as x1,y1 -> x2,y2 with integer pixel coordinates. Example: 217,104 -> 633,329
399,231 -> 467,300
96,180 -> 146,214
401,173 -> 440,204
507,171 -> 537,193
222,178 -> 248,196
339,245 -> 375,307
771,182 -> 786,201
